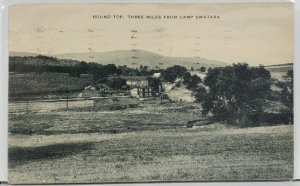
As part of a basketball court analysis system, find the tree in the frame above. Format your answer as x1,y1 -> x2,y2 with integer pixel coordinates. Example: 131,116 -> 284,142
191,67 -> 194,71
103,64 -> 119,75
194,85 -> 207,103
78,61 -> 89,74
147,76 -> 162,91
200,67 -> 206,73
162,65 -> 188,82
276,70 -> 293,123
107,77 -> 127,90
183,72 -> 192,85
89,63 -> 107,80
69,66 -> 81,77
187,74 -> 201,90
202,63 -> 272,126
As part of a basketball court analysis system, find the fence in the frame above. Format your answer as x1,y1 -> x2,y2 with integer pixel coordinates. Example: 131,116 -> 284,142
9,99 -> 94,113
8,96 -> 136,114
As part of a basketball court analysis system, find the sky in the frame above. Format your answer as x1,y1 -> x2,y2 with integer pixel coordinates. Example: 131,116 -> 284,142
9,3 -> 293,66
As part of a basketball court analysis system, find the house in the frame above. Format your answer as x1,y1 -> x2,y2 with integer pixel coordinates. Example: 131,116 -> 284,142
108,74 -> 163,98
96,84 -> 111,92
80,85 -> 100,97
137,86 -> 155,97
137,74 -> 163,98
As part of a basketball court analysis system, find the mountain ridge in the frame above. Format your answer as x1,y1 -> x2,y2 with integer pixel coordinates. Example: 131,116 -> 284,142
10,50 -> 228,69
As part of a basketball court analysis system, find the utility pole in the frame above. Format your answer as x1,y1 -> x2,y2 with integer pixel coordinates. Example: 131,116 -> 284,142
26,99 -> 29,114
65,75 -> 69,110
159,86 -> 163,103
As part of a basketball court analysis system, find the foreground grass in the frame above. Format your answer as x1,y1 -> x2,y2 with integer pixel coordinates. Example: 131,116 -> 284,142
8,101 -> 293,183
8,123 -> 293,183
9,102 -> 204,135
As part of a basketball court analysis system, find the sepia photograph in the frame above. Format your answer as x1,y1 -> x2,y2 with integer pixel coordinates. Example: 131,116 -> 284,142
8,3 -> 293,184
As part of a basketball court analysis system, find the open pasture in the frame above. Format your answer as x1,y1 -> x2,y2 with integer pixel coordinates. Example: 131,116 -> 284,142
8,101 -> 293,183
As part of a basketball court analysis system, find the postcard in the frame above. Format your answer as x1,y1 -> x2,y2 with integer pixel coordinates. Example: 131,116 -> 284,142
8,3 -> 294,184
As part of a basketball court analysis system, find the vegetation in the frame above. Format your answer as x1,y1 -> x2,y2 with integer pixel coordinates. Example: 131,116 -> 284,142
147,76 -> 162,91
10,56 -> 163,78
193,85 -> 207,103
8,102 -> 293,183
8,55 -> 293,183
201,63 -> 273,126
200,67 -> 206,73
162,65 -> 188,82
9,73 -> 92,97
187,75 -> 202,90
275,70 -> 293,123
107,77 -> 127,90
9,55 -> 293,127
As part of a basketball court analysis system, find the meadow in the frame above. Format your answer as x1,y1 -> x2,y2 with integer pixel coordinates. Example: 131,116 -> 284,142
9,72 -> 92,98
8,101 -> 293,184
8,66 -> 293,183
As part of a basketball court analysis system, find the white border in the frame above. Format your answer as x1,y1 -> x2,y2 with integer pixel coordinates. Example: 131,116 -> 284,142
0,0 -> 298,183
294,0 -> 299,181
5,0 -> 295,4
0,0 -> 8,182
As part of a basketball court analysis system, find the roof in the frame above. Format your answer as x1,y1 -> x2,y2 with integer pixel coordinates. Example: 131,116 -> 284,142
108,75 -> 148,81
153,73 -> 161,78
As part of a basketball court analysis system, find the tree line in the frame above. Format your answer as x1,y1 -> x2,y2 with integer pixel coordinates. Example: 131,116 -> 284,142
10,55 -> 293,126
9,56 -> 160,79
159,63 -> 293,126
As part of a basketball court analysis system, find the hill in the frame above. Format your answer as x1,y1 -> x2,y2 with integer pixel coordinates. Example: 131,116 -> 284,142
10,50 -> 228,69
10,52 -> 40,57
265,64 -> 293,73
53,50 -> 228,69
9,55 -> 80,67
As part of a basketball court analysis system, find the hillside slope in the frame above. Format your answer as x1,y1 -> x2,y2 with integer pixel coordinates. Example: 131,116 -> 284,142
53,50 -> 228,69
11,50 -> 228,69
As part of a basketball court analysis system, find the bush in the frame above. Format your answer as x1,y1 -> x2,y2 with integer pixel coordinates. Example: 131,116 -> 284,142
247,111 -> 292,126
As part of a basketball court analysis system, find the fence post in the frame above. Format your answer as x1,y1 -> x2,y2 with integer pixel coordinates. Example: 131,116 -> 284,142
66,90 -> 69,109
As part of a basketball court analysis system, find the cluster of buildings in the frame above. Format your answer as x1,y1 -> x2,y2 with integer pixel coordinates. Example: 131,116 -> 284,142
126,73 -> 162,98
80,72 -> 163,99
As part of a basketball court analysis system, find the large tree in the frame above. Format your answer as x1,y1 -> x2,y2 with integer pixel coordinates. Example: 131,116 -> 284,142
202,63 -> 272,126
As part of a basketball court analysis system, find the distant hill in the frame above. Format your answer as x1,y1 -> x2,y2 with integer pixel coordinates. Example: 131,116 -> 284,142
9,55 -> 80,67
52,50 -> 228,69
10,52 -> 40,57
10,50 -> 228,69
264,63 -> 293,73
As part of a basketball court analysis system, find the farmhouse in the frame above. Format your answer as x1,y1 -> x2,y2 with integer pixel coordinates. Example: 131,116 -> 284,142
107,73 -> 163,98
137,73 -> 163,98
137,86 -> 155,98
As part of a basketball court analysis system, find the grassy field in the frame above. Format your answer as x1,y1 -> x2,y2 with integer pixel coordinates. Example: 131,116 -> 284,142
8,101 -> 293,184
9,72 -> 92,98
